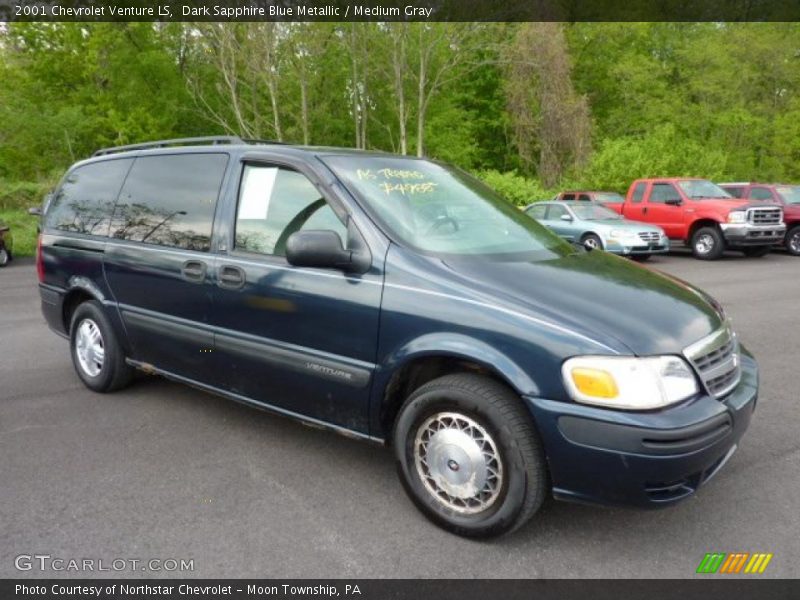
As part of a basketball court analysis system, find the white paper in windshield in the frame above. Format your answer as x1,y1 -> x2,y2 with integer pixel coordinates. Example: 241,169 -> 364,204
238,167 -> 278,220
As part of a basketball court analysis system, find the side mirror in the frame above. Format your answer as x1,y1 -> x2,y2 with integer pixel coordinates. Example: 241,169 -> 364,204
286,230 -> 356,272
665,197 -> 682,206
560,214 -> 573,221
28,207 -> 42,216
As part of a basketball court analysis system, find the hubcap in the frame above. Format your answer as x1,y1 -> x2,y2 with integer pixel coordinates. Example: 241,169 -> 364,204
414,412 -> 503,514
584,237 -> 600,250
789,231 -> 800,254
75,319 -> 105,377
696,234 -> 715,255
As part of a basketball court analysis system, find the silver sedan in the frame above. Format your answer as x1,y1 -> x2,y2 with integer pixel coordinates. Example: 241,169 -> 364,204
525,201 -> 669,260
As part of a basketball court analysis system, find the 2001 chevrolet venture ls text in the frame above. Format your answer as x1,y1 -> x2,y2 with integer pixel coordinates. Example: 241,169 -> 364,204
38,137 -> 758,538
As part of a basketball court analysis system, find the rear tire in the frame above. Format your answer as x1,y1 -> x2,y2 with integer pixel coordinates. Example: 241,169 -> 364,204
0,248 -> 9,267
631,254 -> 651,262
69,300 -> 134,393
785,226 -> 800,256
741,246 -> 771,258
392,373 -> 547,538
691,226 -> 724,260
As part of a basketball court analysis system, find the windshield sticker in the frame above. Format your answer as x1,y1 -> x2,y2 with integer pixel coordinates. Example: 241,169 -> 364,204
356,168 -> 438,195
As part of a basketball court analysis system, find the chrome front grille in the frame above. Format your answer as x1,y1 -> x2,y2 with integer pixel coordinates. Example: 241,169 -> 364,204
683,324 -> 741,398
747,207 -> 782,225
637,231 -> 661,243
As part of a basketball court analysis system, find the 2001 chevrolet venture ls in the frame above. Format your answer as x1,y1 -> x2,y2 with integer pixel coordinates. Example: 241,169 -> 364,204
38,137 -> 757,538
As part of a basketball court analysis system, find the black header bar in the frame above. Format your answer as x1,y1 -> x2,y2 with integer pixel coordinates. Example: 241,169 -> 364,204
4,0 -> 800,22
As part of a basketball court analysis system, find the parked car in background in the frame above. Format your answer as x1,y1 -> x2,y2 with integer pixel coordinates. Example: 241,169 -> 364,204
37,136 -> 758,538
604,178 -> 785,260
554,190 -> 625,204
525,201 -> 668,260
718,182 -> 800,256
0,222 -> 13,267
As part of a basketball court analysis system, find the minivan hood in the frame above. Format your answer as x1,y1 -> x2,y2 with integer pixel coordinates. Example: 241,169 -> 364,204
441,250 -> 723,356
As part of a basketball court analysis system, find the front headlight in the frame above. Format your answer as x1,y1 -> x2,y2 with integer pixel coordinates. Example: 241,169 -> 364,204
727,211 -> 747,224
562,355 -> 699,410
609,229 -> 639,241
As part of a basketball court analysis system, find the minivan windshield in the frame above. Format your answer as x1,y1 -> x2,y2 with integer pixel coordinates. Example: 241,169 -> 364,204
324,156 -> 574,259
677,180 -> 733,199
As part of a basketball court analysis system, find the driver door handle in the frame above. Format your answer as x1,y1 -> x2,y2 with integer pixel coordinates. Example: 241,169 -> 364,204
218,264 -> 246,290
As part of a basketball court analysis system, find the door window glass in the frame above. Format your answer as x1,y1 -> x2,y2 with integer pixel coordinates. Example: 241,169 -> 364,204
750,187 -> 775,201
525,204 -> 547,219
110,153 -> 228,251
546,204 -> 569,220
46,159 -> 133,236
650,183 -> 682,204
631,182 -> 647,203
235,164 -> 346,256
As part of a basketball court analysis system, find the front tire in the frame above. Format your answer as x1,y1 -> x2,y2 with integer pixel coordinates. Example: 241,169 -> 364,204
581,233 -> 603,251
631,254 -> 651,262
691,226 -> 724,260
0,248 -> 9,267
392,373 -> 547,538
785,225 -> 800,256
70,300 -> 133,393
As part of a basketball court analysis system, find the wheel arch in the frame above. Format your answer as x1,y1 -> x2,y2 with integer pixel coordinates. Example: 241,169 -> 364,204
687,219 -> 721,243
62,276 -> 107,333
375,334 -> 542,441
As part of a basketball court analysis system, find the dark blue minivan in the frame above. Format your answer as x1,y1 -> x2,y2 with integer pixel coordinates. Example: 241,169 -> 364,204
37,137 -> 757,537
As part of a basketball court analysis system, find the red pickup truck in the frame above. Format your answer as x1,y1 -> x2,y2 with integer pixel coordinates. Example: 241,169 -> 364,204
719,183 -> 800,256
605,178 -> 785,260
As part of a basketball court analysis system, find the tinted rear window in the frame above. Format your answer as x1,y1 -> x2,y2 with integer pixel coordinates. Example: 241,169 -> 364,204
110,154 -> 228,252
46,159 -> 133,236
631,182 -> 647,203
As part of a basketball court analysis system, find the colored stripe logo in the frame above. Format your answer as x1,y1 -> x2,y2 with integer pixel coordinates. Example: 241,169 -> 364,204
697,553 -> 773,574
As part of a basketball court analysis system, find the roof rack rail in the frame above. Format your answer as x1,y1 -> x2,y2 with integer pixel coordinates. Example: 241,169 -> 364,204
92,136 -> 284,157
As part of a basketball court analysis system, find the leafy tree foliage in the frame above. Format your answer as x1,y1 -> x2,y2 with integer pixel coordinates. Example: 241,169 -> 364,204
2,22 -> 800,204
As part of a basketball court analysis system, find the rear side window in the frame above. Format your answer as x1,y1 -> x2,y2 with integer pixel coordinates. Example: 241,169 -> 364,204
561,193 -> 575,200
525,204 -> 547,219
46,159 -> 132,236
234,164 -> 345,256
649,183 -> 681,203
110,154 -> 228,252
578,194 -> 591,202
631,182 -> 647,203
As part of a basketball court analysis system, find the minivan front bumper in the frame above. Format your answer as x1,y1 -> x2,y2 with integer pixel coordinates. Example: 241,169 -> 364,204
524,350 -> 758,508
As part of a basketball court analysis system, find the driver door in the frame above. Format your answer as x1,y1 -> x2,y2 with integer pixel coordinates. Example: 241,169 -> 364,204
209,161 -> 382,433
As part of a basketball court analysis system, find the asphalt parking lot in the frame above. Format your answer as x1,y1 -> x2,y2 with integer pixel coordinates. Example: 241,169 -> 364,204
1,251 -> 798,579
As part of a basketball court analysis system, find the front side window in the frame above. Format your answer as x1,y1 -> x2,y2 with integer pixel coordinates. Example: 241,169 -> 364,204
324,156 -> 572,259
46,159 -> 133,236
235,164 -> 346,256
577,194 -> 591,202
111,153 -> 228,251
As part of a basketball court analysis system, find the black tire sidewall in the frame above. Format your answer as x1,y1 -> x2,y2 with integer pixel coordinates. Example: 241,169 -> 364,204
582,233 -> 603,251
786,226 -> 800,256
393,385 -> 536,537
69,301 -> 120,392
692,227 -> 724,260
